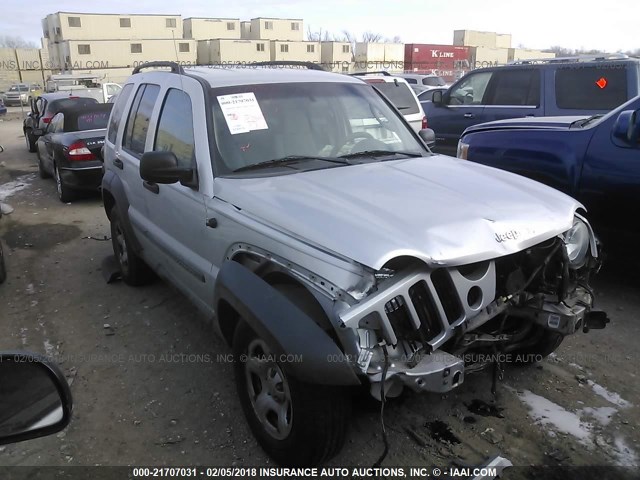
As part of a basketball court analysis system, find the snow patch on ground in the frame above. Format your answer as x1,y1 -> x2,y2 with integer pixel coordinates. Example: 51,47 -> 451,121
514,389 -> 638,466
0,174 -> 34,202
578,406 -> 618,427
587,380 -> 631,408
517,389 -> 593,442
613,436 -> 639,466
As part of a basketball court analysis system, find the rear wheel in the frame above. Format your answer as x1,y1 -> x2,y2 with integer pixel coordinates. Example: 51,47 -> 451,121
54,163 -> 75,203
109,206 -> 153,286
24,129 -> 36,153
233,321 -> 350,466
37,151 -> 50,179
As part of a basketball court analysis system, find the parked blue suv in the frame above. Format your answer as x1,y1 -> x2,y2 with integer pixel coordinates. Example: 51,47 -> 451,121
424,54 -> 640,155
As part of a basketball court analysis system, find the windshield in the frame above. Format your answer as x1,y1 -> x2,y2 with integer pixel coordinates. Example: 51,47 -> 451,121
9,85 -> 28,92
210,82 -> 427,174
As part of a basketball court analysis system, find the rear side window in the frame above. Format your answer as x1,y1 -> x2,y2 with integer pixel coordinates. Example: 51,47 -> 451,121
486,69 -> 540,106
449,72 -> 493,105
123,84 -> 160,155
404,78 -> 418,84
423,77 -> 446,87
154,89 -> 195,169
555,66 -> 627,110
107,83 -> 134,143
370,82 -> 420,114
76,111 -> 112,131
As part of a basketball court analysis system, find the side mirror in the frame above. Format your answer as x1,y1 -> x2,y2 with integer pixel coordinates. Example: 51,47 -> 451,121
33,128 -> 45,136
432,90 -> 444,105
140,151 -> 193,184
0,351 -> 72,446
419,128 -> 436,148
612,110 -> 640,144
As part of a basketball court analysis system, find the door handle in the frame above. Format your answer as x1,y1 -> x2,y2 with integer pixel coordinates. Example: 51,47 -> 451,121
464,113 -> 475,118
113,158 -> 123,169
143,180 -> 159,194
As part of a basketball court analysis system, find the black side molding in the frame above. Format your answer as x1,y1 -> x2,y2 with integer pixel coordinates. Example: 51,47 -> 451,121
214,261 -> 360,386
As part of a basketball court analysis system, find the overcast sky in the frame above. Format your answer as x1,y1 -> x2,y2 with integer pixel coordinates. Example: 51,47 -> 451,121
2,0 -> 638,52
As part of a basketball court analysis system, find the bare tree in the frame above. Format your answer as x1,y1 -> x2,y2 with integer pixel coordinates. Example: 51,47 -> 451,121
389,35 -> 402,44
0,35 -> 38,49
362,31 -> 383,43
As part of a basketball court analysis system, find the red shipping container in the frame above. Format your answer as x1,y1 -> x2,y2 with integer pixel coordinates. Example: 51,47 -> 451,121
404,44 -> 470,80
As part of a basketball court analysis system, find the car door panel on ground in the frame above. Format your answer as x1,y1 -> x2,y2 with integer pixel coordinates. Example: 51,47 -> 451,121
140,76 -> 217,314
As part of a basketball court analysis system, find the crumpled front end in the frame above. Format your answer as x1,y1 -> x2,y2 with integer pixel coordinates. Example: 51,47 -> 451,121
337,215 -> 608,398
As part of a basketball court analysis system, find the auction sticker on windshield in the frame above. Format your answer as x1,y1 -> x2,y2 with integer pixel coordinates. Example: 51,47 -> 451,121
217,92 -> 268,134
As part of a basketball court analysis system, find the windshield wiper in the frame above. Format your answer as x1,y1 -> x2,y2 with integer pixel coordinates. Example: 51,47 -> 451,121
233,155 -> 350,173
339,150 -> 423,160
570,114 -> 604,128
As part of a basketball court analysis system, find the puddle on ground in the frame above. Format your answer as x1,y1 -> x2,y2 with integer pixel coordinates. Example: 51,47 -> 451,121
466,399 -> 504,418
3,223 -> 81,250
425,420 -> 461,445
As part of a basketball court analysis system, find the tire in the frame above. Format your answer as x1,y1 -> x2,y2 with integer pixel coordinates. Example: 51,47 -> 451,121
109,206 -> 154,286
509,327 -> 564,364
0,242 -> 6,284
25,129 -> 36,153
37,152 -> 50,179
233,321 -> 350,466
53,163 -> 75,203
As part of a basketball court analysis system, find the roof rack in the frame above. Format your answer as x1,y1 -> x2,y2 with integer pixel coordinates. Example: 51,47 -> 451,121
132,61 -> 185,75
349,71 -> 392,76
509,53 -> 630,65
249,61 -> 326,71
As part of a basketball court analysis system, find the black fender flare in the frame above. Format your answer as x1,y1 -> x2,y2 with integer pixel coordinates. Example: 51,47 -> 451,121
101,170 -> 143,254
214,261 -> 361,387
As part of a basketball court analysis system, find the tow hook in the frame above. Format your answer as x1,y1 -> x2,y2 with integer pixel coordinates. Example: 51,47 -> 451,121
583,310 -> 610,332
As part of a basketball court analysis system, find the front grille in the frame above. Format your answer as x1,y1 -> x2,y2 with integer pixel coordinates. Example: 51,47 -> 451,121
430,268 -> 463,323
408,280 -> 444,340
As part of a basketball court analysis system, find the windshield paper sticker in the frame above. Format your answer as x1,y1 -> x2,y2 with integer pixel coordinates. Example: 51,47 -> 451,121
217,93 -> 268,135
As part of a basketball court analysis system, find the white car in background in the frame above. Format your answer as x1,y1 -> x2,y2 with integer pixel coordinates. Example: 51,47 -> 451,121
350,71 -> 427,133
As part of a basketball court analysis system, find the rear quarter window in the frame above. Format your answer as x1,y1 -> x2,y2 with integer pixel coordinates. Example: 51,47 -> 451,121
370,82 -> 420,115
555,66 -> 628,110
107,83 -> 134,143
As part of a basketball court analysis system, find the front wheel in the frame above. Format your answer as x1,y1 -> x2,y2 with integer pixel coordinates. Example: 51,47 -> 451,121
509,326 -> 564,364
233,322 -> 350,466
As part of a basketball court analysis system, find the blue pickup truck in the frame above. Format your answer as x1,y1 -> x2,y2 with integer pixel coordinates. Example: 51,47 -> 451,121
424,55 -> 640,155
457,95 -> 640,232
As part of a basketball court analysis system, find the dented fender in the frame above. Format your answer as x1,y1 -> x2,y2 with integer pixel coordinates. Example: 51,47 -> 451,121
213,261 -> 361,386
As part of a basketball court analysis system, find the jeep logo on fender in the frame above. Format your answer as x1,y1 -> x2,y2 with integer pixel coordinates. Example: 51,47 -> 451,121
495,230 -> 520,243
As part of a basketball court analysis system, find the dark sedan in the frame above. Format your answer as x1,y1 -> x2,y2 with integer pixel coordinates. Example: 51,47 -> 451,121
35,103 -> 113,202
23,92 -> 99,152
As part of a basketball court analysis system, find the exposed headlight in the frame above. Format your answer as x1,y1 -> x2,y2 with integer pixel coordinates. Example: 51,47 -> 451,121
457,141 -> 469,159
563,218 -> 590,268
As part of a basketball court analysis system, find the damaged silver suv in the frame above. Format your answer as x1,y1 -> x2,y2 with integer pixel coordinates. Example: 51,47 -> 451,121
102,61 -> 608,466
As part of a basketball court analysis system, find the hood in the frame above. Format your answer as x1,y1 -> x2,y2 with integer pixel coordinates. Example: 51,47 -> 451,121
215,155 -> 582,270
465,116 -> 589,134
